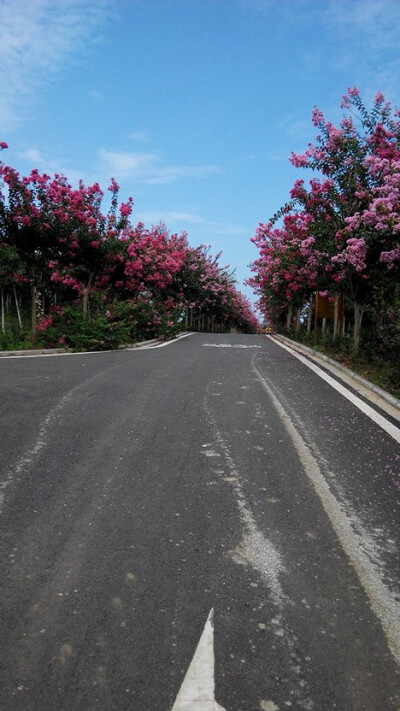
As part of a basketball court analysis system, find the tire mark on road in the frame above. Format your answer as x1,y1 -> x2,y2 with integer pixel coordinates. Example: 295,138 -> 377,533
203,380 -> 316,710
0,369 -> 116,514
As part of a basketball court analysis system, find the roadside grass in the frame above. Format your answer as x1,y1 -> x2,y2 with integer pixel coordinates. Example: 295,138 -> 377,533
315,347 -> 400,401
0,320 -> 33,351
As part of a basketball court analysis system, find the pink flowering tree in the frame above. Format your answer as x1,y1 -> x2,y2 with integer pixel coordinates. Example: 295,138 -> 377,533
0,162 -> 64,342
0,142 -> 259,348
47,178 -> 133,315
0,142 -> 22,332
101,221 -> 187,338
251,88 -> 400,353
248,208 -> 325,331
290,88 -> 400,350
229,290 -> 261,333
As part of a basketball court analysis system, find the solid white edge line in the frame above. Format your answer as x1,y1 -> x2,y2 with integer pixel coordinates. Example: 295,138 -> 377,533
0,332 -> 196,359
270,337 -> 400,445
137,332 -> 196,349
252,355 -> 400,667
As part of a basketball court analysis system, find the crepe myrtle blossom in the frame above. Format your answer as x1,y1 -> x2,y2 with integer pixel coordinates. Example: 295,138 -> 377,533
250,87 -> 400,334
0,151 -> 259,336
332,238 -> 367,273
119,197 -> 133,218
248,209 -> 323,311
343,148 -> 400,270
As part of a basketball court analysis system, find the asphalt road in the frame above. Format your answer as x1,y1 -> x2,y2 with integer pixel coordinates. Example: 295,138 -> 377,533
0,332 -> 399,711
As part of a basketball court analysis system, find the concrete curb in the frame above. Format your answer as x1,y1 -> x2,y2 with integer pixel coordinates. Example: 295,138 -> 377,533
0,347 -> 70,357
0,333 -> 190,357
272,334 -> 400,412
0,342 -> 159,356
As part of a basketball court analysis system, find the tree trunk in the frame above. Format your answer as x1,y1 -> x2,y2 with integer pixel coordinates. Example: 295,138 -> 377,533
307,303 -> 312,333
82,271 -> 95,317
82,287 -> 90,317
13,284 -> 23,330
333,294 -> 340,338
295,306 -> 301,334
1,288 -> 5,333
313,292 -> 319,344
31,284 -> 38,345
353,301 -> 364,355
322,317 -> 327,335
286,302 -> 293,331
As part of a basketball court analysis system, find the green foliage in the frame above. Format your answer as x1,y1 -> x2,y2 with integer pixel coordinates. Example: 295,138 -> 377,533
0,324 -> 32,350
35,301 -> 185,352
365,291 -> 400,363
38,307 -> 130,351
282,326 -> 400,399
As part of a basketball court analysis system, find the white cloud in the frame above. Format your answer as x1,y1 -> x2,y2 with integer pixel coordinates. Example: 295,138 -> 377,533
129,130 -> 152,143
243,0 -> 400,45
138,210 -> 205,227
0,0 -> 107,132
237,0 -> 308,15
323,0 -> 400,53
278,115 -> 313,140
168,211 -> 206,224
87,89 -> 103,101
136,209 -> 247,238
242,0 -> 400,102
321,0 -> 400,101
136,210 -> 198,227
98,149 -> 223,185
18,147 -> 89,185
13,144 -> 222,193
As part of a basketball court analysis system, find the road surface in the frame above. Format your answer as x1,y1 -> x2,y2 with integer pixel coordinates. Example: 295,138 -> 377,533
1,333 -> 399,710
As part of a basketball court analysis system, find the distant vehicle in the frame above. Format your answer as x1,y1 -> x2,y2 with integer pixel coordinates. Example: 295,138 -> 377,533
264,326 -> 274,334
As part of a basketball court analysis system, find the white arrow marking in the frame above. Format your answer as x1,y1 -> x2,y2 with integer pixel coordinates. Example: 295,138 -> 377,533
171,609 -> 226,711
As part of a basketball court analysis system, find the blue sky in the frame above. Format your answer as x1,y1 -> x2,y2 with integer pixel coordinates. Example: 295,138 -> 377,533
1,0 -> 399,305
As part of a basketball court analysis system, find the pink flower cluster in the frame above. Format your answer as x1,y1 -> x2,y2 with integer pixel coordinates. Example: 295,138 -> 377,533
250,87 -> 400,324
0,152 -> 259,334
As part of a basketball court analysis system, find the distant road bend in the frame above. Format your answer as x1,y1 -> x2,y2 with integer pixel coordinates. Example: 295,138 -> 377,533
0,332 -> 399,710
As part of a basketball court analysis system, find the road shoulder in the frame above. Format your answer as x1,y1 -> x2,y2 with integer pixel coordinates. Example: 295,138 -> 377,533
270,334 -> 400,423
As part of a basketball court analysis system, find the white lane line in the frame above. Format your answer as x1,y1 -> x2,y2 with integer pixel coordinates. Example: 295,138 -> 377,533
171,609 -> 226,711
270,337 -> 400,444
0,332 -> 196,359
252,356 -> 400,667
138,333 -> 196,349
